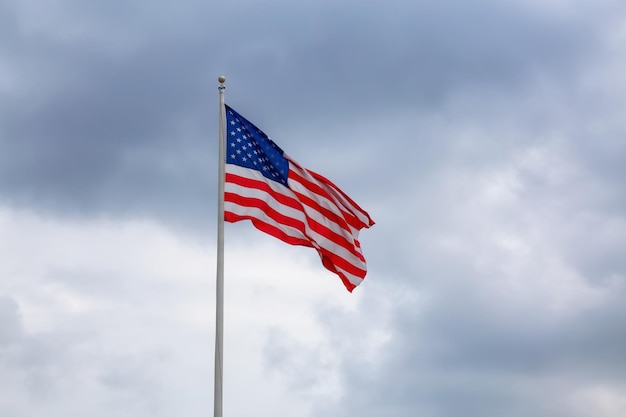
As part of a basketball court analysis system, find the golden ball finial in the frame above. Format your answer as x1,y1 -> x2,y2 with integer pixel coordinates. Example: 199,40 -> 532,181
218,75 -> 226,84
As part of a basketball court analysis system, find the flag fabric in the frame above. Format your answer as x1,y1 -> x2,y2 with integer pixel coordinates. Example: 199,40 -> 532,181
223,104 -> 374,292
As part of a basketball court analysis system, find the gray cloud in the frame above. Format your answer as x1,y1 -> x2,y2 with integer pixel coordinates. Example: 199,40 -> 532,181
2,0 -> 626,416
313,281 -> 626,417
0,296 -> 21,346
0,0 -> 614,227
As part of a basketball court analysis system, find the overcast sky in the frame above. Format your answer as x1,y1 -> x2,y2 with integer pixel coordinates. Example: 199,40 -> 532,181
1,0 -> 626,416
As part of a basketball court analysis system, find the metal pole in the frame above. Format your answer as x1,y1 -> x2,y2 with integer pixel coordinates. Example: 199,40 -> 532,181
214,75 -> 226,417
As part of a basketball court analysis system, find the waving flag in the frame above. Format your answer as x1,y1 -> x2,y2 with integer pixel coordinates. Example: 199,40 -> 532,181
223,105 -> 374,292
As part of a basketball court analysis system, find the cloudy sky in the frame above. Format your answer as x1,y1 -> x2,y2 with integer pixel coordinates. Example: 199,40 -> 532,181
1,0 -> 626,416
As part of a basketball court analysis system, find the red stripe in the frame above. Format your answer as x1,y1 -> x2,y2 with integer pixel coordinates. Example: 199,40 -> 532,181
226,187 -> 364,264
291,186 -> 354,235
317,248 -> 366,278
225,164 -> 370,291
227,200 -> 366,278
286,176 -> 366,261
226,195 -> 366,277
289,169 -> 366,232
225,192 -> 305,232
307,168 -> 374,225
320,257 -> 357,293
226,173 -> 301,211
301,215 -> 366,263
228,206 -> 363,292
225,212 -> 311,247
228,178 -> 365,263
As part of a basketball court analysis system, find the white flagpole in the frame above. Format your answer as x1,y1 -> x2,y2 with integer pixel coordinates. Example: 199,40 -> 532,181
214,75 -> 226,417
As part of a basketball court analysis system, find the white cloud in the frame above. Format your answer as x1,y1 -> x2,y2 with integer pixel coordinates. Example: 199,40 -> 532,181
0,206 -> 367,416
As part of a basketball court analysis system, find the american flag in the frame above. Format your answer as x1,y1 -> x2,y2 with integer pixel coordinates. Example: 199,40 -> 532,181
223,105 -> 375,292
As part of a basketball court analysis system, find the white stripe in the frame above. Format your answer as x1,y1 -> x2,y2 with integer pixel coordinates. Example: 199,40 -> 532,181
226,165 -> 367,272
287,157 -> 372,227
319,178 -> 372,225
288,174 -> 362,239
228,196 -> 367,276
225,204 -> 308,241
332,263 -> 365,287
228,163 -> 358,241
225,182 -> 307,223
226,188 -> 366,272
288,164 -> 348,217
226,164 -> 293,195
287,163 -> 365,237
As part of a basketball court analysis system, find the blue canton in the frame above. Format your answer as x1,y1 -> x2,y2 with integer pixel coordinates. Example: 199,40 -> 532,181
225,105 -> 289,186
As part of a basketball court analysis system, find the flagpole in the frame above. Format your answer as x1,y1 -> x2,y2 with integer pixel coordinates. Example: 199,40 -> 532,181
214,75 -> 226,417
